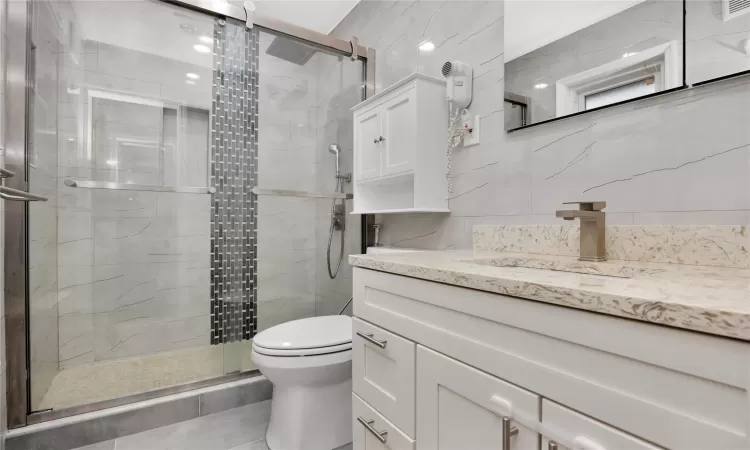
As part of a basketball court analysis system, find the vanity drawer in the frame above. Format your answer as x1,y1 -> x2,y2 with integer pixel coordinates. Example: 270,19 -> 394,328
541,399 -> 659,450
353,317 -> 416,438
353,393 -> 415,450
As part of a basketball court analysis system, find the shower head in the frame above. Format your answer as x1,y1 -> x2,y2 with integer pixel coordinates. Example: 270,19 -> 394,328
328,144 -> 341,175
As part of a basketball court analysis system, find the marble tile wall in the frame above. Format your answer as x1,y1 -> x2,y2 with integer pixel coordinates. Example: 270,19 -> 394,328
329,0 -> 750,252
55,8 -> 215,371
256,32 -> 321,331
28,0 -> 61,410
312,52 -> 362,317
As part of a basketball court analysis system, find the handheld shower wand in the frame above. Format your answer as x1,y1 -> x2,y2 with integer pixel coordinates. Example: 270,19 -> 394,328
326,143 -> 349,279
328,144 -> 341,176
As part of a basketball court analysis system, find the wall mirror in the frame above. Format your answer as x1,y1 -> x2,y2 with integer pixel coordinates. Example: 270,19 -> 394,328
504,0 -> 686,131
686,0 -> 750,85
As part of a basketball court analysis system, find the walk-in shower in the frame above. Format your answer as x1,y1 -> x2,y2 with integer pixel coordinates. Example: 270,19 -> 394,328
5,0 -> 373,427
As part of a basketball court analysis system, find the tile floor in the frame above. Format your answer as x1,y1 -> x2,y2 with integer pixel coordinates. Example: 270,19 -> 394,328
71,400 -> 353,450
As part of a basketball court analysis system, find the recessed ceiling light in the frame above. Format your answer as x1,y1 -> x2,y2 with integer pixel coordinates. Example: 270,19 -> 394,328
185,80 -> 196,85
193,44 -> 211,54
198,35 -> 213,45
534,83 -> 548,89
418,41 -> 435,52
622,52 -> 637,58
186,73 -> 200,79
106,159 -> 118,166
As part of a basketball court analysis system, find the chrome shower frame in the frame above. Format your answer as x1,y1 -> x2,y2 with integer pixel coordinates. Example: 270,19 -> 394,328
4,0 -> 376,428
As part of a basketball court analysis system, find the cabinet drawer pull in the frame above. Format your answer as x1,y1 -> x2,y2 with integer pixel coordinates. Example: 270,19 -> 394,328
502,417 -> 518,450
357,417 -> 388,443
356,331 -> 387,349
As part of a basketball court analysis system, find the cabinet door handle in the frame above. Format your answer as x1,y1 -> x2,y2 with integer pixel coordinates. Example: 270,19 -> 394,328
378,136 -> 385,142
502,417 -> 518,450
356,331 -> 387,349
373,138 -> 379,144
357,417 -> 387,443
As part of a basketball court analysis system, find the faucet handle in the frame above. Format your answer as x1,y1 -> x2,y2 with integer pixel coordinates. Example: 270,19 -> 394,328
562,201 -> 606,211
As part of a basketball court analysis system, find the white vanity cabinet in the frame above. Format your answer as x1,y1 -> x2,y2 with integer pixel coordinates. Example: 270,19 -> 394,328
350,74 -> 450,214
351,267 -> 750,450
416,346 -> 539,450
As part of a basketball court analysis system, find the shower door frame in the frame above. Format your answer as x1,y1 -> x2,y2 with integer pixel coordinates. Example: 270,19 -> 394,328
5,0 -> 376,428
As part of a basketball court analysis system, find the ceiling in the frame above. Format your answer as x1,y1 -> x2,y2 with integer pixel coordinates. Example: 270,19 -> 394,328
238,0 -> 360,34
505,0 -> 647,61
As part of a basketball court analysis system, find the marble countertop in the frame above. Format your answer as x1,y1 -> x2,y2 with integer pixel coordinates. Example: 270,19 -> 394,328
349,250 -> 750,341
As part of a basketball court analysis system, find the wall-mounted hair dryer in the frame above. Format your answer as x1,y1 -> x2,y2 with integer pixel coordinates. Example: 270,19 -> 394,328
441,60 -> 473,111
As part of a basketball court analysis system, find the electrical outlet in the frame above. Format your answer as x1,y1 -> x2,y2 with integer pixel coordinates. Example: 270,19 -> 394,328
461,114 -> 480,147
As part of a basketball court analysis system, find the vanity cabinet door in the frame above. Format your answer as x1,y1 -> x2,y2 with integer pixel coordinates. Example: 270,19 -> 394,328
416,346 -> 539,450
541,399 -> 660,450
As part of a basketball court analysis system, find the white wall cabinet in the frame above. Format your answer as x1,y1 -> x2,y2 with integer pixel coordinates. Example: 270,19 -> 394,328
351,267 -> 749,450
351,74 -> 449,214
356,108 -> 383,182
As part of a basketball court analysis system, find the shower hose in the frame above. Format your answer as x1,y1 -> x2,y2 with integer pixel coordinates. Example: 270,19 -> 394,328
327,176 -> 345,279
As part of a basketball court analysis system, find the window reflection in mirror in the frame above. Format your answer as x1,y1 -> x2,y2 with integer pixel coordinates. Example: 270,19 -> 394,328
686,0 -> 750,84
504,0 -> 685,130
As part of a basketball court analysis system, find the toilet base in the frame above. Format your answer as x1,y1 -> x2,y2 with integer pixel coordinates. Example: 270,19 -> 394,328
266,379 -> 353,450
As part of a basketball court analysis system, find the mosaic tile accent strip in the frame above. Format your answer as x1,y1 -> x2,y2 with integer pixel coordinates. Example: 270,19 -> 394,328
210,19 -> 259,344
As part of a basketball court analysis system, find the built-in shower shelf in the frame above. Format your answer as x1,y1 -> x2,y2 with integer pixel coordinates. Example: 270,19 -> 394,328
350,208 -> 450,215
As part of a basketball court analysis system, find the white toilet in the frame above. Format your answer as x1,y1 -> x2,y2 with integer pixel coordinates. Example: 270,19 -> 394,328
251,315 -> 353,450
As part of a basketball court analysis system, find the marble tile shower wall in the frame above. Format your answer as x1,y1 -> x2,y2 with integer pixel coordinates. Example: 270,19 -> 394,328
56,38 -> 213,369
330,0 -> 750,251
313,54 -> 362,317
28,0 -> 61,409
256,33 -> 321,332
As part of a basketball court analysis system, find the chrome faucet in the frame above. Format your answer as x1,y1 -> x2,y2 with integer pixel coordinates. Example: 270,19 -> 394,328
555,201 -> 606,261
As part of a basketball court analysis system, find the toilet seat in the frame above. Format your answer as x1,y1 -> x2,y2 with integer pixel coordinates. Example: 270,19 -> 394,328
252,341 -> 352,357
252,315 -> 352,357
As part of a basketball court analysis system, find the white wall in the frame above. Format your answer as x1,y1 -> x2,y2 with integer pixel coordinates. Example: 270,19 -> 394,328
329,0 -> 750,250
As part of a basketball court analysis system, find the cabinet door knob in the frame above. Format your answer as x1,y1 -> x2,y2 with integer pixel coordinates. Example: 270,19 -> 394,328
373,138 -> 379,144
378,136 -> 385,142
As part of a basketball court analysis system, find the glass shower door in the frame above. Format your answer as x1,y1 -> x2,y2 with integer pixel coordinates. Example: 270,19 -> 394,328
253,29 -> 363,353
27,0 -> 251,412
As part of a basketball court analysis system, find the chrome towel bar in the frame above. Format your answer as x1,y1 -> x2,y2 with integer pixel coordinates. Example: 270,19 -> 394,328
63,179 -> 216,194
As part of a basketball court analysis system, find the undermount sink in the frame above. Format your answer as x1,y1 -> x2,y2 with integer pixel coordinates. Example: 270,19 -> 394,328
467,254 -> 665,279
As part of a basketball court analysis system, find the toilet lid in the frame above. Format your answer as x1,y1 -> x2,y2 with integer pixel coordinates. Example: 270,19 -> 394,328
253,315 -> 352,351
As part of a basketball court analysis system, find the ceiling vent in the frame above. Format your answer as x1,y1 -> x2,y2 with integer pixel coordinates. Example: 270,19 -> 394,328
723,0 -> 750,21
